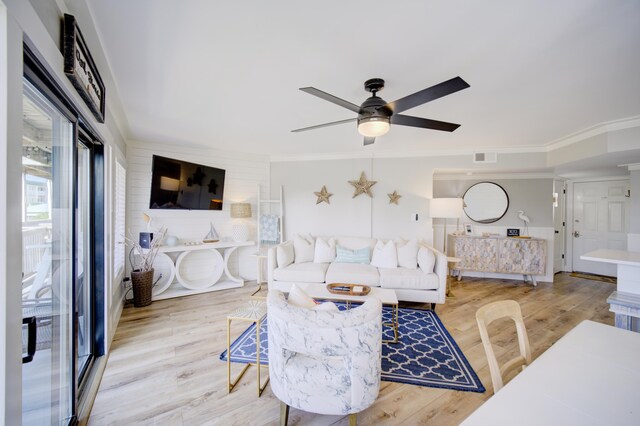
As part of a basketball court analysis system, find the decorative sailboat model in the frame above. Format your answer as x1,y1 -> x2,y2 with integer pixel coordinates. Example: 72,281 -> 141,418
203,222 -> 219,243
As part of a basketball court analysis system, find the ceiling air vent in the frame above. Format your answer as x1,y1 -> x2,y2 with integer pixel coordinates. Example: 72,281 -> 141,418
473,152 -> 497,163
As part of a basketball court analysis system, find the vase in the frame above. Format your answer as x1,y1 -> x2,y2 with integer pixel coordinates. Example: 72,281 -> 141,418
131,269 -> 154,307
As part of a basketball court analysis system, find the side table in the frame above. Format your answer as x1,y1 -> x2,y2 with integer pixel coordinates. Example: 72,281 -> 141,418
447,257 -> 462,297
249,252 -> 268,296
227,299 -> 269,396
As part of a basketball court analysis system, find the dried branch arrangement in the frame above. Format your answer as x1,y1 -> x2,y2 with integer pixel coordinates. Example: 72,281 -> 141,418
125,226 -> 167,272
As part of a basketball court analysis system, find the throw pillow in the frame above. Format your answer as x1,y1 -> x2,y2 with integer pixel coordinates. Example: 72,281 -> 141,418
396,238 -> 419,269
293,233 -> 315,263
370,240 -> 398,268
335,245 -> 371,264
314,237 -> 336,263
287,284 -> 316,308
313,301 -> 339,312
276,241 -> 294,268
418,246 -> 436,272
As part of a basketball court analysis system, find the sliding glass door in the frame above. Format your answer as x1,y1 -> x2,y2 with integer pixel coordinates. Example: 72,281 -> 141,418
22,79 -> 74,425
21,47 -> 104,425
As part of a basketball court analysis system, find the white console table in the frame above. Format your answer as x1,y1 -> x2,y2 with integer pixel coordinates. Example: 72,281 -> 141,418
581,249 -> 640,331
448,234 -> 546,285
150,241 -> 254,300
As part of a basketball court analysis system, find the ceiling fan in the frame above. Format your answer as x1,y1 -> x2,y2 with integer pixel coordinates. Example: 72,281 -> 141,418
292,76 -> 470,145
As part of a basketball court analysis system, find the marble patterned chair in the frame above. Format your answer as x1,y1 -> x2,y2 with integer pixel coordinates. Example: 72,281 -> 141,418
267,289 -> 382,426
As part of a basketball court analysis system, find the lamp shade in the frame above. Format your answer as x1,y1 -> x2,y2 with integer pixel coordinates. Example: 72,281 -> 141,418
230,203 -> 252,219
430,198 -> 464,218
159,176 -> 180,191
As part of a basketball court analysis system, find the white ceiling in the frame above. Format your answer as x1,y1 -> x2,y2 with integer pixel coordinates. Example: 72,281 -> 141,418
86,0 -> 640,158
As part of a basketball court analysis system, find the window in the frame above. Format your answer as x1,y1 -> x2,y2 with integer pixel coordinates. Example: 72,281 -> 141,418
114,159 -> 126,278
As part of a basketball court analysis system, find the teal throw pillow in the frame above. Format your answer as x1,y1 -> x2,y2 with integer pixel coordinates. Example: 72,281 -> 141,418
335,245 -> 370,264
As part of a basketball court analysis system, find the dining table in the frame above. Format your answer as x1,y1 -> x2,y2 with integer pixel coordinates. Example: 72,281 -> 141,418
462,320 -> 640,425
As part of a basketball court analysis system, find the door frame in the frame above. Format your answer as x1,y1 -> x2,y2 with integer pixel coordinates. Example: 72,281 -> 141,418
566,176 -> 631,272
553,179 -> 567,273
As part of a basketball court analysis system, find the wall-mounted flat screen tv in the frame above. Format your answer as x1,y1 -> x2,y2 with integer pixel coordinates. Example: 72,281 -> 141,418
149,155 -> 226,210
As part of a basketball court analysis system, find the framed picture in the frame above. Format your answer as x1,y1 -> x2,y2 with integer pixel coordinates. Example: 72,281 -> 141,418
507,228 -> 520,237
465,224 -> 473,235
63,14 -> 106,123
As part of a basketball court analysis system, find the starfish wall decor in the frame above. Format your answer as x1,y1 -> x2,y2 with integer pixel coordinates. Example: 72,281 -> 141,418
314,185 -> 333,204
349,172 -> 377,198
388,190 -> 402,205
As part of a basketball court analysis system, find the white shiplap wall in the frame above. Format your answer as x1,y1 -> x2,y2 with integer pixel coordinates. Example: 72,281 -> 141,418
125,140 -> 270,282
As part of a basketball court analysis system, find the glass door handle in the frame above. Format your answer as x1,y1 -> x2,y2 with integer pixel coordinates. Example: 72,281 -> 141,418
22,317 -> 37,364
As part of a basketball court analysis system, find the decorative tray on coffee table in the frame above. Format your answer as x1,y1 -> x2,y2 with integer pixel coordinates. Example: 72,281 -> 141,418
326,283 -> 371,296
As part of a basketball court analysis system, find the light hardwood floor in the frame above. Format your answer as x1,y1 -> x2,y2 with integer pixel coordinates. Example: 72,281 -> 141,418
88,273 -> 614,425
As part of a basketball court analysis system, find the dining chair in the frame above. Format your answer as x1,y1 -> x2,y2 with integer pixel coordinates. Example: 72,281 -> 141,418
476,300 -> 531,393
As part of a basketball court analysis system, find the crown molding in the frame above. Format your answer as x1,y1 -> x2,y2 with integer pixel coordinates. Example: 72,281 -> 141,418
269,145 -> 547,163
544,115 -> 640,152
433,172 -> 556,181
620,163 -> 640,171
270,116 -> 640,163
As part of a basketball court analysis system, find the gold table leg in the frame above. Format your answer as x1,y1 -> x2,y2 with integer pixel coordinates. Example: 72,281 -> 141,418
227,316 -> 269,396
256,318 -> 269,396
382,303 -> 399,344
250,283 -> 262,297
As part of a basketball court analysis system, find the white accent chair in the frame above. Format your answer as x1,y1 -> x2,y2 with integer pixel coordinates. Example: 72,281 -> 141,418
267,290 -> 382,426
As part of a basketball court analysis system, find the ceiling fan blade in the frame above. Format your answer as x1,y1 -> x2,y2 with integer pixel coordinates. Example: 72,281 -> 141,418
384,77 -> 470,114
363,137 -> 376,146
300,87 -> 361,113
291,117 -> 356,133
391,114 -> 461,132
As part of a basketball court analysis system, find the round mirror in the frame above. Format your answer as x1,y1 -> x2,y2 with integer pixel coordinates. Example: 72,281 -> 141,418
463,182 -> 509,223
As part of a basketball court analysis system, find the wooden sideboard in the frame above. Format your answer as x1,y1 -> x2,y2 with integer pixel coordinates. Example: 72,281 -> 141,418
447,234 -> 546,285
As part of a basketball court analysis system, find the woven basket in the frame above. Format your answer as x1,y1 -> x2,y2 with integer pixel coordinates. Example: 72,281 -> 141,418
131,269 -> 154,307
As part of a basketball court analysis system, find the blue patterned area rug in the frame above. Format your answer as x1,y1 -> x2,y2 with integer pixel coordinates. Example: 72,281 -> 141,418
220,305 -> 485,393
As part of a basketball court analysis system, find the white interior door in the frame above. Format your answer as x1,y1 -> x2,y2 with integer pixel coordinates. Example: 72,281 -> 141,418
553,180 -> 566,273
572,180 -> 629,276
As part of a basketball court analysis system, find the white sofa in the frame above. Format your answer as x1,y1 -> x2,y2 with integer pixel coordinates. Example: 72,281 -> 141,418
266,236 -> 447,306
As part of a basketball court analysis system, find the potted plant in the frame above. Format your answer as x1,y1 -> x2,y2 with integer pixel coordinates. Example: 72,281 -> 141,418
126,226 -> 166,307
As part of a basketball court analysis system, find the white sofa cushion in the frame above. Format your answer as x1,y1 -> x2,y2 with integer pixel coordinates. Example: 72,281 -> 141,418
293,234 -> 315,263
326,262 -> 380,287
417,246 -> 436,273
277,242 -> 294,268
396,238 -> 419,269
371,240 -> 397,268
379,268 -> 440,290
314,237 -> 336,263
273,262 -> 329,283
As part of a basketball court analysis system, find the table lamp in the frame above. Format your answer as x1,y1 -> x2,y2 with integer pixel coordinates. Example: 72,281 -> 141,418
431,198 -> 464,255
230,203 -> 252,242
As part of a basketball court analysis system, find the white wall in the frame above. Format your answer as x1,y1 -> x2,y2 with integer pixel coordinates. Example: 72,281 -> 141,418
126,140 -> 270,281
434,178 -> 555,227
269,153 -> 554,247
270,157 -> 435,244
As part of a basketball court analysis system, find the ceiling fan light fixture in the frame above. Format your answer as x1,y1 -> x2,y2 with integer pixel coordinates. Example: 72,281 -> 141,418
358,116 -> 390,137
